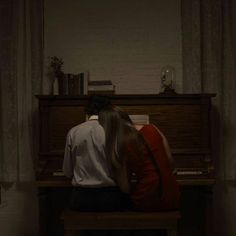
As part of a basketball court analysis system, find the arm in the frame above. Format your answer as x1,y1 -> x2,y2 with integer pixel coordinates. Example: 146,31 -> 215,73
63,132 -> 73,178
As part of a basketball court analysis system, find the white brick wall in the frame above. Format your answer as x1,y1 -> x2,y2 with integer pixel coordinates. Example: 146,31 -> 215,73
44,0 -> 182,94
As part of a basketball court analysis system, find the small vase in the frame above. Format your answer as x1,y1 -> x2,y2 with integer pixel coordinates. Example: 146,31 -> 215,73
53,77 -> 59,95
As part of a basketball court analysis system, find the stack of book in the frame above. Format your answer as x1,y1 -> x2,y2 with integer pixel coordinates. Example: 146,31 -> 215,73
88,80 -> 115,95
60,72 -> 88,95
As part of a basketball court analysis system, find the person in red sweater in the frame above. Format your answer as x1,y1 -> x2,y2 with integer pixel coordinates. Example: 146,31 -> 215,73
99,106 -> 180,211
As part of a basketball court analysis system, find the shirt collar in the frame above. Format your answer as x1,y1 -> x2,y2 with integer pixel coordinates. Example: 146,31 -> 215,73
88,115 -> 98,120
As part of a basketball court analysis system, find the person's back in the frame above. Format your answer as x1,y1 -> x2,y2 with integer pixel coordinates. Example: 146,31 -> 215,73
63,96 -> 128,211
63,117 -> 115,187
99,106 -> 180,212
128,124 -> 180,211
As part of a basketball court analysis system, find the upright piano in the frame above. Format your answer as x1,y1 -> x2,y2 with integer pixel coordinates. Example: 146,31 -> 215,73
36,94 -> 215,235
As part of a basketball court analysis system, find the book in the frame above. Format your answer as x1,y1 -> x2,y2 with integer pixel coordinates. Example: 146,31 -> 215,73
64,73 -> 88,95
88,84 -> 115,91
61,74 -> 112,95
61,75 -> 69,95
66,73 -> 87,95
88,80 -> 112,86
67,74 -> 73,95
79,73 -> 84,95
83,71 -> 89,95
74,74 -> 81,95
67,74 -> 80,95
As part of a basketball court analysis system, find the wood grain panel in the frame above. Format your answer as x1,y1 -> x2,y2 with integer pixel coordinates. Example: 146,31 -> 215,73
48,106 -> 85,153
120,104 -> 209,150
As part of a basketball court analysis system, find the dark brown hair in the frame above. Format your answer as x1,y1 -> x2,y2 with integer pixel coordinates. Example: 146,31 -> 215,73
98,106 -> 146,192
99,106 -> 144,166
99,106 -> 163,196
85,95 -> 111,115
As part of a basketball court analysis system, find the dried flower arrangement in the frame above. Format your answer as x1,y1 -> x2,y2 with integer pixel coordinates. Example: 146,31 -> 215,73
48,56 -> 64,78
47,56 -> 65,95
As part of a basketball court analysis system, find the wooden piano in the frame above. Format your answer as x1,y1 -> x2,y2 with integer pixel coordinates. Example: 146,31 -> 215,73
36,94 -> 215,235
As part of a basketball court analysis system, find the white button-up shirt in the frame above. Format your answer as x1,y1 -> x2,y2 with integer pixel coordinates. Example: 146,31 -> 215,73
63,115 -> 116,187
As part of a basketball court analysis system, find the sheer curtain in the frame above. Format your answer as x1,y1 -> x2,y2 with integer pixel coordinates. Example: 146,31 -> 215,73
0,0 -> 43,183
182,0 -> 236,180
182,0 -> 236,235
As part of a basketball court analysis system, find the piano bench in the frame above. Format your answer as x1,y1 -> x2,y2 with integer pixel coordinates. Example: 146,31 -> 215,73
61,210 -> 181,236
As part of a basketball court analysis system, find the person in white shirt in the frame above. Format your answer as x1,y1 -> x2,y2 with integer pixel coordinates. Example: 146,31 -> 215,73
63,95 -> 129,211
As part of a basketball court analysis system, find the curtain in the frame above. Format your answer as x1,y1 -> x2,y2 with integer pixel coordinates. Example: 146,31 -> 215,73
182,0 -> 236,180
181,0 -> 236,235
0,0 -> 43,183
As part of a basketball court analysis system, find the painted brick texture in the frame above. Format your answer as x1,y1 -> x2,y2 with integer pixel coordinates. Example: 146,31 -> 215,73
44,0 -> 183,94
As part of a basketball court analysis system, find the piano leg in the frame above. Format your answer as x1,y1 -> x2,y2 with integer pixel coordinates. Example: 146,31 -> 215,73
38,187 -> 72,236
203,186 -> 213,236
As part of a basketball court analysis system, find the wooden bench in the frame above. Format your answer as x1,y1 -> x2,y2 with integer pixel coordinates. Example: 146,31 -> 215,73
61,210 -> 181,236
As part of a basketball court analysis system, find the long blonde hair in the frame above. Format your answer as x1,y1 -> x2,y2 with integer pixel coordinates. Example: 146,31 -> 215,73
99,106 -> 146,193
